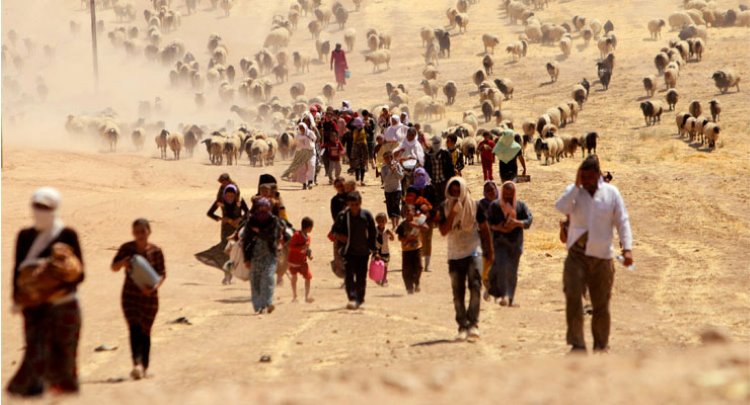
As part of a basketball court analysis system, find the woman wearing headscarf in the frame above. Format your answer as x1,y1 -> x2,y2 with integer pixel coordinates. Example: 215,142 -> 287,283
243,198 -> 283,314
349,117 -> 369,185
282,122 -> 318,189
381,115 -> 406,160
8,188 -> 84,396
111,218 -> 166,380
479,181 -> 498,215
487,181 -> 533,307
405,168 -> 438,273
255,174 -> 293,286
207,184 -> 249,282
492,129 -> 527,183
394,126 -> 425,167
437,177 -> 493,341
377,106 -> 390,134
330,43 -> 348,91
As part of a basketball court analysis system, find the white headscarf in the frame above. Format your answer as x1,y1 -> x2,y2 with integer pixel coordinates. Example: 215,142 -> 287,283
396,130 -> 425,165
444,177 -> 477,232
296,122 -> 316,149
20,187 -> 65,269
384,116 -> 406,142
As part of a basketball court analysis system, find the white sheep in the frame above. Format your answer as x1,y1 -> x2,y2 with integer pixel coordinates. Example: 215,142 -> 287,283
364,50 -> 391,71
482,33 -> 500,54
559,36 -> 572,57
668,12 -> 693,30
167,131 -> 184,160
344,28 -> 356,52
420,27 -> 435,47
664,67 -> 679,89
265,28 -> 290,50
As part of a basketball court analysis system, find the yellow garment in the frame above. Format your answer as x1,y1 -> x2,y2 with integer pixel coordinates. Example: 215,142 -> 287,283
353,128 -> 367,145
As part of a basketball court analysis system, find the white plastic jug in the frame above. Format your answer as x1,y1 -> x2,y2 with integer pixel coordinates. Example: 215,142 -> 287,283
129,254 -> 162,290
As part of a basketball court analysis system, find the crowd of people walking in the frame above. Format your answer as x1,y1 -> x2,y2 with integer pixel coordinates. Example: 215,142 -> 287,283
7,100 -> 634,397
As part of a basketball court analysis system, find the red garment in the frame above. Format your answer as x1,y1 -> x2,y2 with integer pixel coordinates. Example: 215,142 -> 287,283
323,140 -> 345,161
289,263 -> 312,280
478,139 -> 495,163
331,50 -> 348,85
288,231 -> 310,266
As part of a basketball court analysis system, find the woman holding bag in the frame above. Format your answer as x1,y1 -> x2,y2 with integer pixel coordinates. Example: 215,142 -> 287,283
111,218 -> 166,380
8,188 -> 84,397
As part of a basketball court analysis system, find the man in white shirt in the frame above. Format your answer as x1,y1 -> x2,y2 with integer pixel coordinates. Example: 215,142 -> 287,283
555,155 -> 633,353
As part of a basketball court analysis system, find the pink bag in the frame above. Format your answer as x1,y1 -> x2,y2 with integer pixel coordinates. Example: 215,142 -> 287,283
368,259 -> 385,284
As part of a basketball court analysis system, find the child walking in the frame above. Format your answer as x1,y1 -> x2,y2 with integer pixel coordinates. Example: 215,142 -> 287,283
288,217 -> 314,303
374,213 -> 395,286
478,130 -> 496,181
381,151 -> 404,228
396,205 -> 428,294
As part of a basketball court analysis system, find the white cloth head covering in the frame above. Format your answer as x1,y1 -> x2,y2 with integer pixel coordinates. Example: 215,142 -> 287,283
21,187 -> 65,269
32,187 -> 61,209
384,116 -> 406,142
444,177 -> 477,232
296,122 -> 316,149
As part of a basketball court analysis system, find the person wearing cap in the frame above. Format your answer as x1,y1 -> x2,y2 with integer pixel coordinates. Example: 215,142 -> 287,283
423,135 -> 455,207
331,43 -> 348,91
350,117 -> 369,185
8,188 -> 84,396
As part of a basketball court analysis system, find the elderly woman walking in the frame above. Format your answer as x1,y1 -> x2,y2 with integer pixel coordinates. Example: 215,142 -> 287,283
487,182 -> 533,307
8,188 -> 84,397
331,43 -> 348,91
243,198 -> 283,314
282,122 -> 318,190
111,218 -> 166,380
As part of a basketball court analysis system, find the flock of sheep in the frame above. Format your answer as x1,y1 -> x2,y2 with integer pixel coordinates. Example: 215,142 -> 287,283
52,0 -> 746,166
638,0 -> 744,151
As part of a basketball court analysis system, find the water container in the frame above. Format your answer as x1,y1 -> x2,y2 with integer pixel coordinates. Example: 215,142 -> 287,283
368,259 -> 385,283
129,255 -> 163,290
344,70 -> 352,79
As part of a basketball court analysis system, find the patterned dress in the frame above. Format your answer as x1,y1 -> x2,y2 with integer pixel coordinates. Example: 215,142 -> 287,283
113,242 -> 166,335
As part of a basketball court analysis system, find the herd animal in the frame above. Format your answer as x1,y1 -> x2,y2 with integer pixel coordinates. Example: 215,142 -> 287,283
56,0 -> 739,171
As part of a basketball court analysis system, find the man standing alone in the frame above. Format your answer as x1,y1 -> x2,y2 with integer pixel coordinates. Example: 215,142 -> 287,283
555,156 -> 633,353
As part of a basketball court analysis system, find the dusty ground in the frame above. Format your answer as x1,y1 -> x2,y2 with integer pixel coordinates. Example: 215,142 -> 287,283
2,0 -> 749,403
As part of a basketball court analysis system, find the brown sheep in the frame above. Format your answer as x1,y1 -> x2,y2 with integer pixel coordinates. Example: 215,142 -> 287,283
709,99 -> 721,122
643,75 -> 656,97
546,61 -> 559,82
665,89 -> 679,110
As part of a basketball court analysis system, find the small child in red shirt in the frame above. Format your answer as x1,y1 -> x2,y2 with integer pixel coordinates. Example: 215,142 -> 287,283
477,130 -> 496,181
288,217 -> 314,303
